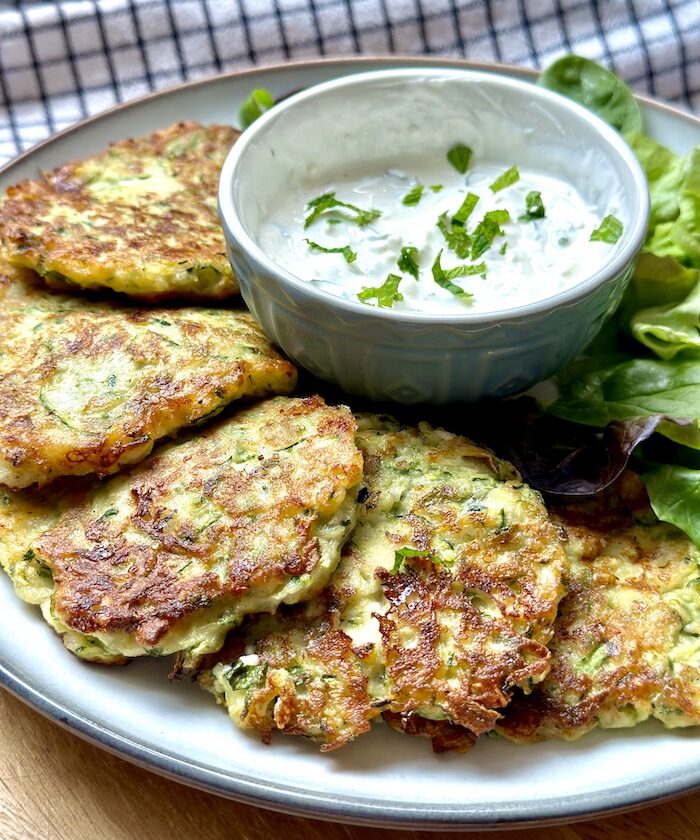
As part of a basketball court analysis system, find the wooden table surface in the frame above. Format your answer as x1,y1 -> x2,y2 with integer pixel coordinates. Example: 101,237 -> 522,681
1,688 -> 698,840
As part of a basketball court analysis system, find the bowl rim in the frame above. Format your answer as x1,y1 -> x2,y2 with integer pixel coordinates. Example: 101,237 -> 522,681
218,66 -> 650,326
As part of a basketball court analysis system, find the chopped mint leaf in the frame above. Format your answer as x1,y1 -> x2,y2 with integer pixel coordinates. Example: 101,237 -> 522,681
443,262 -> 487,280
471,209 -> 510,260
489,165 -> 520,193
358,273 -> 403,308
590,214 -> 624,243
437,212 -> 471,259
431,251 -> 474,302
402,184 -> 424,206
392,547 -> 432,574
397,246 -> 420,279
499,242 -> 508,255
518,191 -> 546,221
429,184 -> 444,193
239,88 -> 275,129
436,194 -> 480,258
305,191 -> 382,229
447,143 -> 473,174
452,192 -> 480,226
304,238 -> 357,264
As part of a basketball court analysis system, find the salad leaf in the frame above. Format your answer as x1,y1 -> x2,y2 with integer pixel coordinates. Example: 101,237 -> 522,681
538,55 -> 643,135
646,148 -> 700,266
459,397 -> 675,497
627,133 -> 687,230
240,88 -> 275,129
631,274 -> 700,359
623,252 -> 699,314
551,357 -> 700,449
533,55 -> 700,546
642,465 -> 700,547
506,410 -> 668,496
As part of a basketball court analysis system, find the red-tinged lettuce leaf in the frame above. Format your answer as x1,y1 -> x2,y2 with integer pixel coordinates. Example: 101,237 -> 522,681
551,357 -> 700,449
468,397 -> 690,497
507,414 -> 668,496
293,374 -> 689,500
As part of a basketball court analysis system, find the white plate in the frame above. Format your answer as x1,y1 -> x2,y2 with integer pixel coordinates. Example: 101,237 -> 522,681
1,57 -> 700,831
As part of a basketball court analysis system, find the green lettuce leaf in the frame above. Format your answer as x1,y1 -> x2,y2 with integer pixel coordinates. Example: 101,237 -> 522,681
642,465 -> 700,547
646,148 -> 700,266
538,55 -> 642,135
551,357 -> 700,448
239,88 -> 275,129
627,133 -> 687,231
631,273 -> 700,359
537,56 -> 700,546
624,252 -> 698,313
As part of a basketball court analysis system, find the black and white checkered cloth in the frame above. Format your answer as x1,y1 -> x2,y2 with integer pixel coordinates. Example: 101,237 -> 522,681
1,0 -> 699,165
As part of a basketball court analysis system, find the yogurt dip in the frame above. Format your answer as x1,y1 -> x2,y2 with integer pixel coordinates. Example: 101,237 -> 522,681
259,154 -> 623,316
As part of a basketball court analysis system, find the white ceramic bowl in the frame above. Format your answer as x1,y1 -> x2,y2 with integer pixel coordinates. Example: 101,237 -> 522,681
219,68 -> 649,404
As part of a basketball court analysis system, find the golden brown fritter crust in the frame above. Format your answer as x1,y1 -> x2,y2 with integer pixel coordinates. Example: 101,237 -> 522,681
205,611 -> 374,752
13,396 -> 363,662
374,554 -> 552,735
0,479 -> 87,597
382,711 -> 477,754
497,473 -> 700,742
203,414 -> 567,752
0,261 -> 296,488
0,122 -> 239,299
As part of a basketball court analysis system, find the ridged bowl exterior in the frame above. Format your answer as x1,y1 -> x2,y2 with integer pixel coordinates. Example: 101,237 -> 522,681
228,241 -> 634,404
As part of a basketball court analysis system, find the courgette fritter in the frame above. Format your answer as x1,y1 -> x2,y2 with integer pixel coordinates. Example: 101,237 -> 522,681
1,396 -> 363,664
0,122 -> 238,299
497,473 -> 700,742
0,261 -> 296,489
201,414 -> 567,752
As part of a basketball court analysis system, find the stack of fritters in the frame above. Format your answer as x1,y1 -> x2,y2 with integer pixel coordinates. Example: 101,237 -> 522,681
2,121 -> 700,757
200,415 -> 567,752
0,124 -> 364,666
